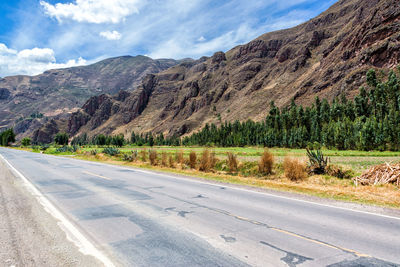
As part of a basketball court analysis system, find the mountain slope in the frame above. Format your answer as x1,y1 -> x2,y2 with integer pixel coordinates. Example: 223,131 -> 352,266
45,0 -> 400,140
0,55 -> 180,137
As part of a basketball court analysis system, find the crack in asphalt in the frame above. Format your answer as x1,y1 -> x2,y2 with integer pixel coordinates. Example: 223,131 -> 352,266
260,241 -> 313,266
141,186 -> 373,260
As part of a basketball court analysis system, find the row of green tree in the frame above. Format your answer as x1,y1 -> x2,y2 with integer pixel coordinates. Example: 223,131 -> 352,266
71,132 -> 181,147
0,128 -> 15,146
183,69 -> 400,151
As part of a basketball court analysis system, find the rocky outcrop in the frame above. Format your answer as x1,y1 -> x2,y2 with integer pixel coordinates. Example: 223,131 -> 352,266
32,120 -> 59,144
67,74 -> 157,135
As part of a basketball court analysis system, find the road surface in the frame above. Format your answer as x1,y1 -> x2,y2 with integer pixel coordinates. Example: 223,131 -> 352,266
0,147 -> 399,266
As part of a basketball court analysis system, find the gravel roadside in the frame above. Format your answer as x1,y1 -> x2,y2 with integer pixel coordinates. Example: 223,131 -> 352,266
0,160 -> 103,267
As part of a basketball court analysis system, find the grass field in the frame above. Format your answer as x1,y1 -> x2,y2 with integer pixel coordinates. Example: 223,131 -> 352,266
73,146 -> 400,174
18,145 -> 400,208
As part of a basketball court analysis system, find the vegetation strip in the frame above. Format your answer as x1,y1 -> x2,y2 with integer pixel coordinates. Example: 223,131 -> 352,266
9,145 -> 398,209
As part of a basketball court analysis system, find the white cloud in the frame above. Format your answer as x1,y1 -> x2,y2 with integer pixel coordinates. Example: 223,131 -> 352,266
40,0 -> 141,24
0,44 -> 17,55
18,47 -> 56,63
100,30 -> 122,40
6,0 -> 337,76
0,43 -> 87,77
148,23 -> 260,59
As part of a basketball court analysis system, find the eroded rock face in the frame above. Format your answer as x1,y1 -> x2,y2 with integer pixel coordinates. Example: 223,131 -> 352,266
68,110 -> 91,135
66,74 -> 158,135
53,0 -> 400,140
211,52 -> 226,64
32,120 -> 59,144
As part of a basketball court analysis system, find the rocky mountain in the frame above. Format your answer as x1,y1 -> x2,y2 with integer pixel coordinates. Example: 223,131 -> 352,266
0,55 -> 180,138
38,0 -> 400,142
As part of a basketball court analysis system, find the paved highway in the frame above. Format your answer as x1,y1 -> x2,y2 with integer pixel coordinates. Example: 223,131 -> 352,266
0,147 -> 399,266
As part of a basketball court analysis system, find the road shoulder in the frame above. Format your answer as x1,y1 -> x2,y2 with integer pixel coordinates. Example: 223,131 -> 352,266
0,158 -> 103,267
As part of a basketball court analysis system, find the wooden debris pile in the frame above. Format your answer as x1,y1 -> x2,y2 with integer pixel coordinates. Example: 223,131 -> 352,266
354,163 -> 400,186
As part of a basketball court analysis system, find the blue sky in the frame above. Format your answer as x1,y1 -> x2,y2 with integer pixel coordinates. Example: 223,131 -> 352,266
0,0 -> 337,77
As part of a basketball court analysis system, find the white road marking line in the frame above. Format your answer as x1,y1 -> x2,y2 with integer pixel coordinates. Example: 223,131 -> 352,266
82,171 -> 112,180
0,153 -> 115,267
109,164 -> 400,221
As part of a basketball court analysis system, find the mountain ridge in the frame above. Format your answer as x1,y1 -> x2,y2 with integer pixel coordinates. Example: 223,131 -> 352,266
58,0 -> 400,142
0,55 -> 182,139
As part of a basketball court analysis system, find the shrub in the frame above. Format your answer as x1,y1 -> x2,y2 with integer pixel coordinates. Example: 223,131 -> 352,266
209,151 -> 217,170
90,149 -> 97,155
123,153 -> 134,162
168,155 -> 175,168
189,151 -> 197,169
239,161 -> 259,177
175,150 -> 184,164
161,152 -> 168,167
56,146 -> 67,153
103,147 -> 120,156
258,150 -> 274,175
199,149 -> 217,172
0,128 -> 16,146
21,137 -> 31,147
55,145 -> 78,153
132,150 -> 138,161
54,132 -> 69,146
40,144 -> 50,151
199,149 -> 211,172
326,165 -> 354,179
306,148 -> 329,174
283,157 -> 307,181
140,149 -> 147,162
227,152 -> 238,173
149,150 -> 158,166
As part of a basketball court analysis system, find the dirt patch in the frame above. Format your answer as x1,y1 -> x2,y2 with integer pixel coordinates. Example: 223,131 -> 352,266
0,160 -> 103,267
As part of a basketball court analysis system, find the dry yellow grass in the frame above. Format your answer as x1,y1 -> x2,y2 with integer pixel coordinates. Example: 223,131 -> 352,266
161,152 -> 168,167
199,149 -> 212,172
140,149 -> 147,162
168,155 -> 175,168
175,150 -> 184,164
227,152 -> 238,173
189,151 -> 197,169
149,150 -> 158,166
283,156 -> 308,181
259,150 -> 274,175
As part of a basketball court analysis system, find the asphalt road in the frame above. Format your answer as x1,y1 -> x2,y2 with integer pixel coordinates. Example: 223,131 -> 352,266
0,147 -> 399,267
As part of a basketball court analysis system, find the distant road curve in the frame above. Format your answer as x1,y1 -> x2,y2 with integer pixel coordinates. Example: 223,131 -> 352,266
0,147 -> 399,267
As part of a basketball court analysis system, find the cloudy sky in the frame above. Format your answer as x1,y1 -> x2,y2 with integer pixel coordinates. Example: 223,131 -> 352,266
0,0 -> 337,77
